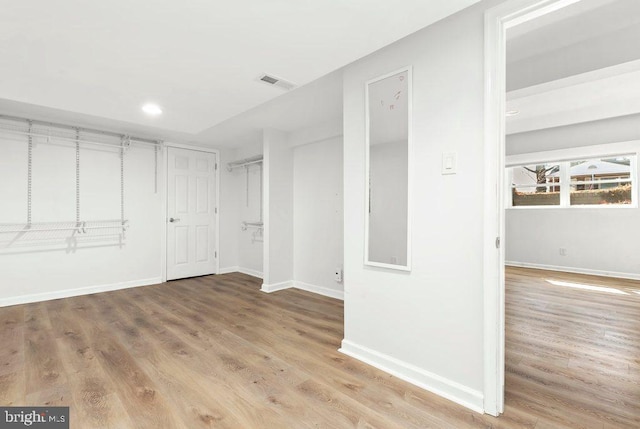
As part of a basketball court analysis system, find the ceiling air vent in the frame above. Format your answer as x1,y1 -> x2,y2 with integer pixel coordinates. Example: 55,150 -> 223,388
257,73 -> 296,91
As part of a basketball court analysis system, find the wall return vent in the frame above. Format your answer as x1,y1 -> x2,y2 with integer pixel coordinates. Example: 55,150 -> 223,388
257,73 -> 296,91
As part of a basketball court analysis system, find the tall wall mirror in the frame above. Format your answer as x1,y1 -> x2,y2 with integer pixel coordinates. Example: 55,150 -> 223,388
365,67 -> 412,271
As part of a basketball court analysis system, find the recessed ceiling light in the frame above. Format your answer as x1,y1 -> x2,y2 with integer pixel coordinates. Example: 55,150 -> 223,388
142,103 -> 162,116
506,110 -> 520,117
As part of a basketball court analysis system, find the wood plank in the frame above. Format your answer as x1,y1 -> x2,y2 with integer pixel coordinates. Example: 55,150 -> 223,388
119,284 -> 411,428
23,302 -> 70,406
81,292 -> 301,429
0,267 -> 637,428
506,267 -> 640,429
0,305 -> 24,406
46,298 -> 134,429
71,294 -> 182,429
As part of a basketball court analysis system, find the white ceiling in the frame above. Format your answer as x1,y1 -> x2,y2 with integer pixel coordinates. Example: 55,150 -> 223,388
0,0 -> 479,145
506,60 -> 640,134
506,0 -> 640,90
506,0 -> 640,135
506,0 -> 638,63
199,69 -> 344,147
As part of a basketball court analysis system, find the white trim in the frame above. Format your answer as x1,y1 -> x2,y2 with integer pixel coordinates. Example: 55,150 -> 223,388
0,277 -> 163,308
261,280 -> 293,293
218,266 -> 239,275
263,130 -> 271,285
364,66 -> 412,272
502,0 -> 583,28
483,2 -> 506,416
364,260 -> 411,272
160,143 -> 168,282
506,140 -> 640,167
215,152 -> 220,276
163,141 -> 219,153
506,261 -> 640,281
339,340 -> 484,414
238,267 -> 264,279
216,266 -> 264,279
507,204 -> 637,210
219,274 -> 343,300
484,0 -> 586,417
294,281 -> 344,300
507,58 -> 640,100
506,146 -> 639,209
560,160 -> 570,206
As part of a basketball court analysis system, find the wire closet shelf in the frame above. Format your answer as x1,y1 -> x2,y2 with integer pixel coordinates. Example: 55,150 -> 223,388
0,115 -> 161,239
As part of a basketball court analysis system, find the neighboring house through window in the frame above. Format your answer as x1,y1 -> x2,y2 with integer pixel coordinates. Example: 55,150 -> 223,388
508,155 -> 636,208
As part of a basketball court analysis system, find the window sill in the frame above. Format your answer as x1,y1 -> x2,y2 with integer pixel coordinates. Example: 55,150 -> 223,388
507,204 -> 638,210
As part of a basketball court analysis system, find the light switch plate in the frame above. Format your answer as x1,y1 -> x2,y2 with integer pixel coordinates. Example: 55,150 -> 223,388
442,152 -> 457,175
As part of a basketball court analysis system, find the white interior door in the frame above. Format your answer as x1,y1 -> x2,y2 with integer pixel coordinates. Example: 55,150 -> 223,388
166,147 -> 217,280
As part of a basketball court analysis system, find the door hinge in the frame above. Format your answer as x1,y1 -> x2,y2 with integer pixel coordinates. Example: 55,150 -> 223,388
215,207 -> 218,214
215,251 -> 217,258
495,236 -> 501,249
215,163 -> 218,171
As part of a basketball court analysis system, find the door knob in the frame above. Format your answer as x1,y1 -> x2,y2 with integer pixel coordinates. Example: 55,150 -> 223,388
169,217 -> 180,223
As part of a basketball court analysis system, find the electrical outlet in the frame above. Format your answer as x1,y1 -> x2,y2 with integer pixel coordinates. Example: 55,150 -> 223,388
559,248 -> 567,256
334,267 -> 343,283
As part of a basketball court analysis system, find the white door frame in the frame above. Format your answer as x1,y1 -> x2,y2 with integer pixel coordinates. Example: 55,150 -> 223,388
161,142 -> 220,282
483,0 -> 584,416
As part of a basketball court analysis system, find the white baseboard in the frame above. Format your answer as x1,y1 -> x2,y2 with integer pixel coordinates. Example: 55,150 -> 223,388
261,280 -> 294,293
339,340 -> 484,414
217,271 -> 342,300
294,281 -> 344,300
260,280 -> 344,300
218,266 -> 239,275
506,261 -> 640,281
0,277 -> 163,308
218,266 -> 264,279
238,267 -> 263,279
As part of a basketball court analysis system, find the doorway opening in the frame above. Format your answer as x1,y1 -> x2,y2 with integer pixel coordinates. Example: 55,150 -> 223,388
485,0 -> 640,424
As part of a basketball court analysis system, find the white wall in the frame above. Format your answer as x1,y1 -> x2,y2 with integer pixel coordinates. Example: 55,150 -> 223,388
223,125 -> 344,296
237,163 -> 264,276
506,206 -> 640,279
506,135 -> 640,279
222,143 -> 264,277
341,0 -> 491,412
218,148 -> 239,271
263,128 -> 293,287
0,130 -> 162,306
293,136 -> 344,298
505,9 -> 640,278
368,140 -> 408,266
507,24 -> 640,91
507,113 -> 640,155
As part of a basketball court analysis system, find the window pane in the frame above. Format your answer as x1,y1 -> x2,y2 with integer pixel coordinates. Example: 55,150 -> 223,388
511,164 -> 560,206
569,157 -> 632,205
570,184 -> 632,205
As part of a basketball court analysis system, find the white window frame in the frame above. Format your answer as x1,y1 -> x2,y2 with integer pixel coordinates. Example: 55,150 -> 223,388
506,142 -> 639,209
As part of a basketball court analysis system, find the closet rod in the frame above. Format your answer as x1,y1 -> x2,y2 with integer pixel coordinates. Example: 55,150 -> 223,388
227,155 -> 263,171
241,221 -> 263,231
0,114 -> 162,147
0,222 -> 128,234
0,127 -> 159,150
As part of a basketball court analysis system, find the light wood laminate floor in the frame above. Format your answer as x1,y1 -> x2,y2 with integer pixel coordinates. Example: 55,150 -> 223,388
0,268 -> 638,428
